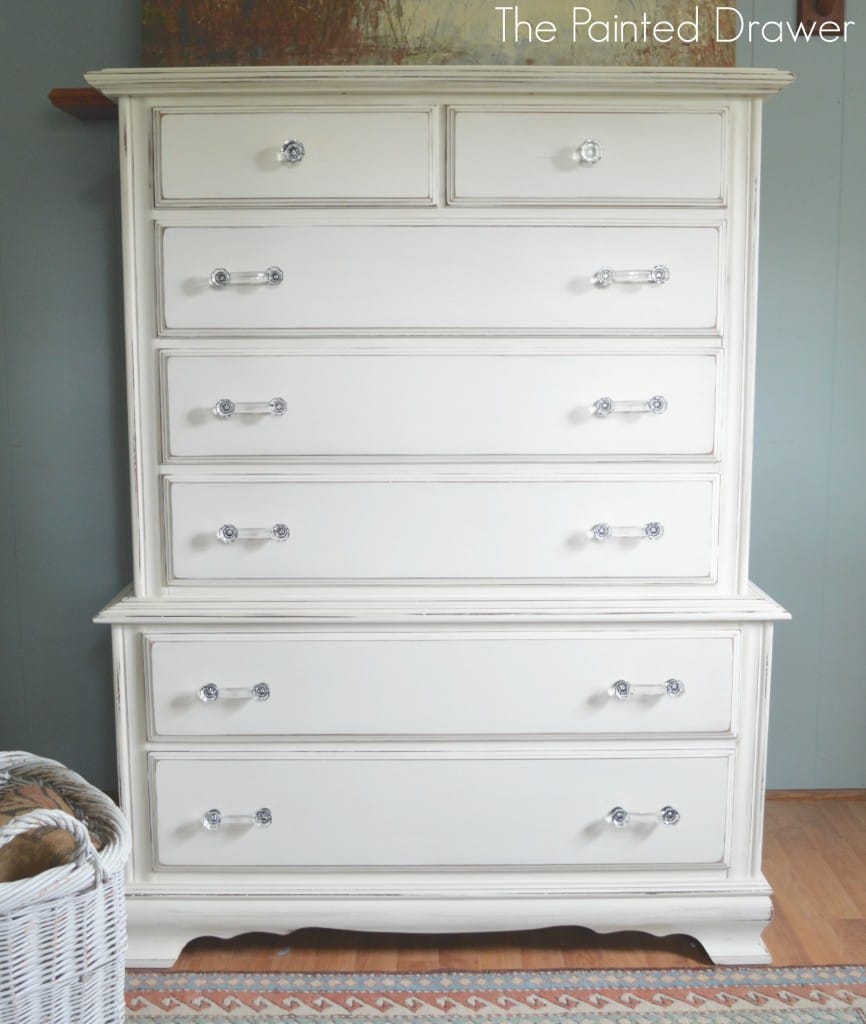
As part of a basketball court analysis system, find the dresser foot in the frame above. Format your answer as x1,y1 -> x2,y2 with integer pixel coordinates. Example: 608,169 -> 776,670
644,894 -> 774,965
690,925 -> 772,965
124,899 -> 298,968
124,891 -> 773,968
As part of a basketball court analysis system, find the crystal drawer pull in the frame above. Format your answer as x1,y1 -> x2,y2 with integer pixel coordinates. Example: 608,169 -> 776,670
209,267 -> 284,288
591,522 -> 664,542
280,139 -> 306,164
593,396 -> 668,417
572,139 -> 603,164
217,523 -> 290,544
607,805 -> 681,828
201,807 -> 273,831
213,398 -> 288,419
611,679 -> 685,700
593,265 -> 670,288
198,683 -> 271,703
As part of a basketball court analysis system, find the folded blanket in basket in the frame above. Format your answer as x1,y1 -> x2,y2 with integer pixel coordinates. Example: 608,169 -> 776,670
0,773 -> 102,882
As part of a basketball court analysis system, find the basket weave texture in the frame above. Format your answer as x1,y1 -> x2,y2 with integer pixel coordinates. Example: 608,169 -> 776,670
0,751 -> 130,1024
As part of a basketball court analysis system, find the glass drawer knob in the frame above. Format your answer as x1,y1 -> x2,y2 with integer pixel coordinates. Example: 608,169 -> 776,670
281,139 -> 305,164
592,396 -> 668,417
213,397 -> 288,419
201,807 -> 273,830
209,267 -> 283,288
607,805 -> 681,828
612,678 -> 685,700
593,265 -> 670,288
216,524 -> 289,543
201,808 -> 222,830
591,522 -> 663,542
608,806 -> 630,827
198,683 -> 271,703
574,139 -> 603,164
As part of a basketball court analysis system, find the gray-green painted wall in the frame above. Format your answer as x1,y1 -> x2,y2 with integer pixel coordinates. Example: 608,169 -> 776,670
0,2 -> 863,790
0,1 -> 140,788
738,0 -> 866,787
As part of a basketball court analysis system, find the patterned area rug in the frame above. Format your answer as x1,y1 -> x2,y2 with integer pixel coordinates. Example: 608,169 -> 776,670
126,966 -> 866,1021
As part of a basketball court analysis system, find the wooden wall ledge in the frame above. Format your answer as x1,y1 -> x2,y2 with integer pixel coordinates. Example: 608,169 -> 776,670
49,87 -> 117,121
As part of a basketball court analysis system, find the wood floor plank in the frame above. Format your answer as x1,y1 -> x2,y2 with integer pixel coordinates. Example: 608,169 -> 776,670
763,900 -> 812,965
816,836 -> 866,912
356,935 -> 397,973
791,848 -> 862,918
170,794 -> 866,972
317,930 -> 359,973
833,919 -> 866,961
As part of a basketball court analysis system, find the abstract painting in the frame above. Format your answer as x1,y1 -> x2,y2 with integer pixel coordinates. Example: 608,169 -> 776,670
143,0 -> 737,67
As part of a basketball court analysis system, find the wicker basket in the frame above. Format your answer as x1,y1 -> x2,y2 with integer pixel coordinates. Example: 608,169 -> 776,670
0,751 -> 130,1024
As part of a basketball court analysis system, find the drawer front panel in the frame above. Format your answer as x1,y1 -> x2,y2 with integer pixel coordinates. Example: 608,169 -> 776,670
451,110 -> 725,204
147,632 -> 735,738
160,226 -> 721,333
166,478 -> 717,583
163,353 -> 719,460
157,110 -> 434,204
152,754 -> 730,868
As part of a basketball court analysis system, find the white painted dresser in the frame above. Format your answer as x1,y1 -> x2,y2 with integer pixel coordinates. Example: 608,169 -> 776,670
90,66 -> 792,967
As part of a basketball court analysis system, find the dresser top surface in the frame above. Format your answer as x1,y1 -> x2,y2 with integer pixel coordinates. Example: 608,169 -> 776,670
86,65 -> 794,99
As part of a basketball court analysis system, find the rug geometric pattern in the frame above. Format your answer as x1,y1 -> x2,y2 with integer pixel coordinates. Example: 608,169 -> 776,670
126,965 -> 866,1021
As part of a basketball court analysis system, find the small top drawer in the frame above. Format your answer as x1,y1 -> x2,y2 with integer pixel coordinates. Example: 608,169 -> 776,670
155,109 -> 435,205
450,109 -> 725,205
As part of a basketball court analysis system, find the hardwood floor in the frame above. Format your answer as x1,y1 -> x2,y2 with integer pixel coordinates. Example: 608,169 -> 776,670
174,792 -> 866,971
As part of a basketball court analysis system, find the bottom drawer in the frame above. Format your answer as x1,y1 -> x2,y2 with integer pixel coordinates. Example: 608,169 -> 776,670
151,753 -> 730,870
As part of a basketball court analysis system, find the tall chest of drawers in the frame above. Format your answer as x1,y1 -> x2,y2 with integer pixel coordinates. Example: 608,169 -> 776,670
90,66 -> 792,967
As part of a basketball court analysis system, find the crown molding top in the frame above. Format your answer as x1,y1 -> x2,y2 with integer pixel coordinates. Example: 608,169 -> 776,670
85,65 -> 795,99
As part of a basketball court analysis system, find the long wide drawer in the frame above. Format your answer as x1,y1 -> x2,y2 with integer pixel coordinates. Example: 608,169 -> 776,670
151,753 -> 731,869
159,225 -> 721,334
162,352 -> 719,460
164,477 -> 717,583
156,109 -> 434,205
146,631 -> 736,738
450,109 -> 725,205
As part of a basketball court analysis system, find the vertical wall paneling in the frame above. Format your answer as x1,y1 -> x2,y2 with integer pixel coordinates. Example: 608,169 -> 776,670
741,0 -> 865,787
817,14 -> 866,786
